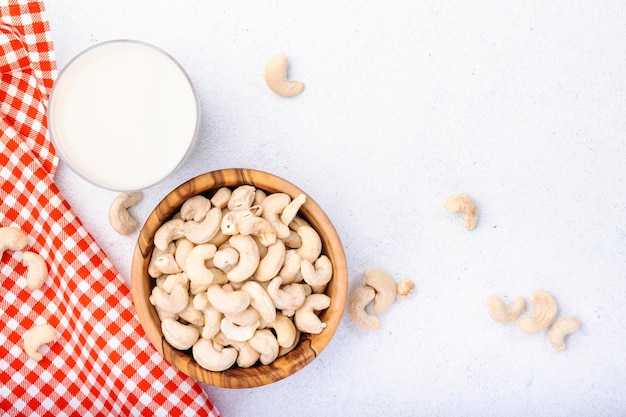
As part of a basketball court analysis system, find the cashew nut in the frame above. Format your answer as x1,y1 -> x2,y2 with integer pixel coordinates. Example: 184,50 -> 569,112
279,329 -> 301,357
220,318 -> 260,342
548,316 -> 582,352
277,249 -> 302,284
487,295 -> 526,324
150,284 -> 189,314
228,185 -> 256,211
281,193 -> 306,227
23,322 -> 56,361
282,230 -> 302,249
213,247 -> 240,273
254,189 -> 267,205
226,234 -> 261,282
108,191 -> 143,235
348,285 -> 380,331
268,312 -> 298,348
237,216 -> 277,246
161,317 -> 200,350
192,291 -> 211,310
193,338 -> 238,371
153,253 -> 182,275
22,251 -> 48,290
241,280 -> 276,323
210,334 -> 260,368
362,267 -> 397,314
179,297 -> 205,326
301,255 -> 333,287
183,206 -> 222,244
267,277 -> 307,312
210,187 -> 232,209
149,242 -> 175,278
236,341 -> 261,368
0,226 -> 28,256
201,307 -> 223,339
248,329 -> 280,365
261,193 -> 291,239
294,293 -> 331,334
288,215 -> 311,232
184,243 -> 217,285
518,290 -> 558,334
206,284 -> 251,315
255,240 -> 286,281
264,54 -> 304,98
444,193 -> 478,231
224,306 -> 261,327
154,218 -> 185,251
396,278 -> 415,298
180,195 -> 212,222
174,238 -> 195,271
158,272 -> 189,294
295,225 -> 322,263
220,206 -> 262,236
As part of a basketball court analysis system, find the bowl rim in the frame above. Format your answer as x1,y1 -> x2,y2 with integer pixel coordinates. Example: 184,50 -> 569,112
131,168 -> 348,388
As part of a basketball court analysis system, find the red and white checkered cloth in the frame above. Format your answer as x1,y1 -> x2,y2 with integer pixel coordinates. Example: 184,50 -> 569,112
0,2 -> 221,415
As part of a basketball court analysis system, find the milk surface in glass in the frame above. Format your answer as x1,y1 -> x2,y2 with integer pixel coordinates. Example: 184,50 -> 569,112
48,40 -> 199,191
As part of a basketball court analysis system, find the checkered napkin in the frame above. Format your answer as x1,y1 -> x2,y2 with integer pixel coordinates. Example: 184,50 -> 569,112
0,2 -> 220,416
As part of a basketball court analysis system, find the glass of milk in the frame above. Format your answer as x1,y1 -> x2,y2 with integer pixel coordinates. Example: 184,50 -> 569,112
48,40 -> 200,191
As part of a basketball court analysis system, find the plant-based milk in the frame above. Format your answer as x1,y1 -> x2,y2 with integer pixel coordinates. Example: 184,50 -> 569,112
48,40 -> 199,191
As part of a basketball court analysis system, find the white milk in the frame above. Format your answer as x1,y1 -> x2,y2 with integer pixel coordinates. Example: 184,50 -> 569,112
48,40 -> 199,191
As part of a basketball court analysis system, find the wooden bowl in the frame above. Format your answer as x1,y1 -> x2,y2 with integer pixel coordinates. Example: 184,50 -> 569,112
131,168 -> 348,388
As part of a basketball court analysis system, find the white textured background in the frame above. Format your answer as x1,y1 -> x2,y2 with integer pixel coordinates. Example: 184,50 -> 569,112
46,1 -> 626,416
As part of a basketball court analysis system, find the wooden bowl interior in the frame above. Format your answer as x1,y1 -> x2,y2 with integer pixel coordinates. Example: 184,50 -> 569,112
131,168 -> 348,388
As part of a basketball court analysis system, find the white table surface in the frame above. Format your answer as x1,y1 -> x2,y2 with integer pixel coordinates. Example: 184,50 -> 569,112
45,1 -> 626,416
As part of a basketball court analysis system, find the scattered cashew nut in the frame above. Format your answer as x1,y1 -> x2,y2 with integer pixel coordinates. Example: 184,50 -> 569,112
362,267 -> 397,314
348,286 -> 380,331
396,278 -> 415,298
22,251 -> 48,290
348,267 -> 413,330
548,316 -> 582,352
487,295 -> 526,324
444,193 -> 478,231
108,191 -> 142,235
517,290 -> 558,334
489,290 -> 583,352
23,322 -> 57,362
264,54 -> 304,98
0,226 -> 28,257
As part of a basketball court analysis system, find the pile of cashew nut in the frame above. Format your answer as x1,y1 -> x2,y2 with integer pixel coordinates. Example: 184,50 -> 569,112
348,267 -> 415,331
0,226 -> 55,362
488,290 -> 582,352
148,185 -> 334,371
